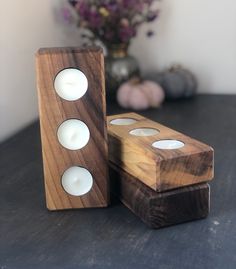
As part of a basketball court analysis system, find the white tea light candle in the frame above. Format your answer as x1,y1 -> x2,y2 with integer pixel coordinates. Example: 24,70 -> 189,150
110,118 -> 137,125
129,128 -> 159,136
57,119 -> 90,150
54,68 -> 88,101
61,166 -> 93,196
152,140 -> 185,150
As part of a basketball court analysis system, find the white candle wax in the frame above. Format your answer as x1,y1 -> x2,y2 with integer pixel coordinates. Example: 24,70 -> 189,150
110,118 -> 137,125
129,128 -> 159,136
152,140 -> 185,150
61,166 -> 93,196
57,119 -> 90,150
54,68 -> 88,101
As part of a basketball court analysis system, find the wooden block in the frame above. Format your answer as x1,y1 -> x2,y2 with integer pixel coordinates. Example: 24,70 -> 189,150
108,113 -> 214,192
110,164 -> 210,229
36,47 -> 109,210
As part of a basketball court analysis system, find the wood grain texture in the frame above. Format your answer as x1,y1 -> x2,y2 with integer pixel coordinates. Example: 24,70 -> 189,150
108,112 -> 214,191
36,47 -> 109,210
110,163 -> 209,229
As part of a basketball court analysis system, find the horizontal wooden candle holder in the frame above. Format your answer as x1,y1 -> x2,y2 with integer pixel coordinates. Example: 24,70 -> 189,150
110,164 -> 210,229
108,113 -> 214,192
36,47 -> 109,210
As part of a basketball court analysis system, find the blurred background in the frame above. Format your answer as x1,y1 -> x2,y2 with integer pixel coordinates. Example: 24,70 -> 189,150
1,0 -> 236,142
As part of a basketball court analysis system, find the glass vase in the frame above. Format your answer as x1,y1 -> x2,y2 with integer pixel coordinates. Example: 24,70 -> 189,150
105,43 -> 140,102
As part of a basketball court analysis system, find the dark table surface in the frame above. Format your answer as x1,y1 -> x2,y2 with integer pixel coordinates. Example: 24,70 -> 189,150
1,95 -> 236,269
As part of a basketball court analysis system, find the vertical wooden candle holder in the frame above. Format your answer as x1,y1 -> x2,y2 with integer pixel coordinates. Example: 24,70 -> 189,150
36,47 -> 109,210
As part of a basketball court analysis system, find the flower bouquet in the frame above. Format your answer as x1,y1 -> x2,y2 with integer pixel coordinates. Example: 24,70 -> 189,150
68,0 -> 159,101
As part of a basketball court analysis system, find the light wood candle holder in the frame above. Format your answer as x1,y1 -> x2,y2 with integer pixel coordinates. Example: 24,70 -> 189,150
110,163 -> 210,229
36,47 -> 109,210
108,113 -> 214,192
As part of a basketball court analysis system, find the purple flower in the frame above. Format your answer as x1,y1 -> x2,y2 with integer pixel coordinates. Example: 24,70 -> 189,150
122,0 -> 138,8
76,2 -> 90,18
62,7 -> 73,23
119,26 -> 136,42
104,2 -> 119,13
68,0 -> 159,45
88,12 -> 103,28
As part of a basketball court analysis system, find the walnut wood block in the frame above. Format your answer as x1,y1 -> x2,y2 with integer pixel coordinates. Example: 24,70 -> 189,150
108,113 -> 214,192
36,47 -> 109,210
110,164 -> 210,229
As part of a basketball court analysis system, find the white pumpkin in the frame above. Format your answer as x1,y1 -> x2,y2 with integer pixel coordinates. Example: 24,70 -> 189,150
117,78 -> 165,110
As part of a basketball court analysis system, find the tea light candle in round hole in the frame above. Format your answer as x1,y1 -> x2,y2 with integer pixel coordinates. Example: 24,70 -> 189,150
57,119 -> 90,150
61,166 -> 93,196
54,68 -> 88,101
152,139 -> 185,150
129,128 -> 159,136
110,118 -> 137,125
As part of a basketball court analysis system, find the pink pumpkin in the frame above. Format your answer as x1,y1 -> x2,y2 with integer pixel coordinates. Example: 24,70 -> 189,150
117,79 -> 165,110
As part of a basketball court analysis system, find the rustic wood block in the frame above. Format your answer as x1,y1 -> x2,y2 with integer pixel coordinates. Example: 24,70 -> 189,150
36,47 -> 109,210
110,164 -> 210,229
108,113 -> 214,192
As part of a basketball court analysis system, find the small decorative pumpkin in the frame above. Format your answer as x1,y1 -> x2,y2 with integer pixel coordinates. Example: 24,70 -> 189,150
146,65 -> 197,99
117,78 -> 165,110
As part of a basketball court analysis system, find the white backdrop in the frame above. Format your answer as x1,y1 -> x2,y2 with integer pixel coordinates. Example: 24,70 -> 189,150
1,0 -> 236,142
132,0 -> 236,94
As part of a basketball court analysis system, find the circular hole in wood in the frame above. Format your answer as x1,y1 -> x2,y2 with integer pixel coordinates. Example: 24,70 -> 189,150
54,68 -> 88,101
152,139 -> 185,150
129,128 -> 159,137
61,166 -> 93,196
110,118 -> 137,126
57,119 -> 90,150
